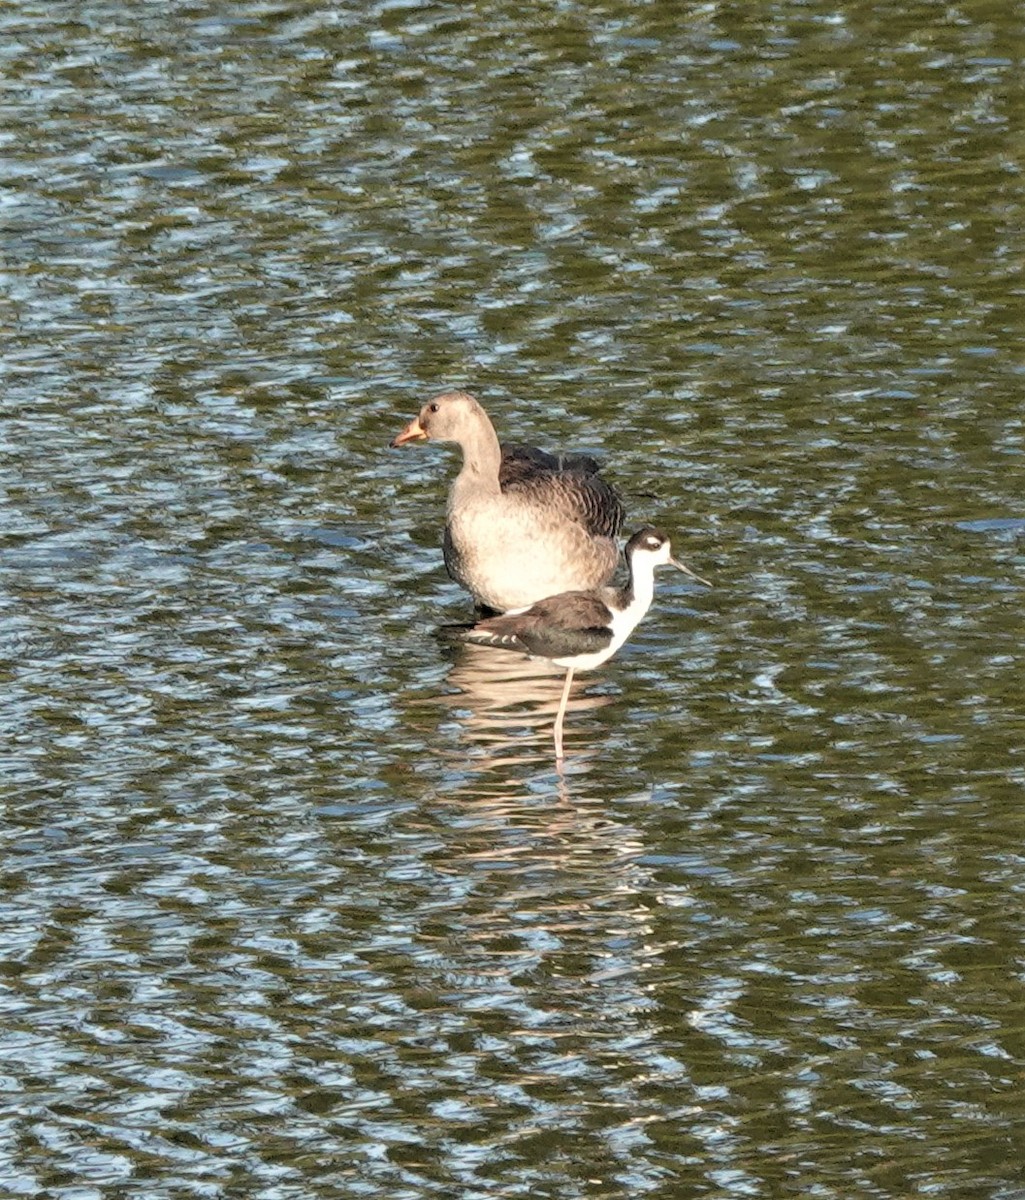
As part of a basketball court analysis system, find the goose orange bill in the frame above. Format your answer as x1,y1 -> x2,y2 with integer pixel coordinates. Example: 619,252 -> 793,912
390,416 -> 427,447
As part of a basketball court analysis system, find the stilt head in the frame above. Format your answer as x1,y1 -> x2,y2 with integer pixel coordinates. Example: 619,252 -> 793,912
624,527 -> 711,587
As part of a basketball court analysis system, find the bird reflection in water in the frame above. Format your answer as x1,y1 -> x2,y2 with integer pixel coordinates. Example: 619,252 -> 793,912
433,640 -> 615,771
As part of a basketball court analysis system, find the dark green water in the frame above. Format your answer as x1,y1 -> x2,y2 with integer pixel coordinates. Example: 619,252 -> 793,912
2,2 -> 1023,1197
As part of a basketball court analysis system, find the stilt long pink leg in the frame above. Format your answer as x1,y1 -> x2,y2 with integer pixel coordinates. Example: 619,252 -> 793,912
553,667 -> 574,761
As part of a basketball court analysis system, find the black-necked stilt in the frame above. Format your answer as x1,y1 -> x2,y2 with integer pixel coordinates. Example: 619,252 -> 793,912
441,527 -> 709,762
391,390 -> 624,612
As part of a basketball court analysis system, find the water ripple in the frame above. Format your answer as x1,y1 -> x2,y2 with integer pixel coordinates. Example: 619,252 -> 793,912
1,0 -> 1023,1196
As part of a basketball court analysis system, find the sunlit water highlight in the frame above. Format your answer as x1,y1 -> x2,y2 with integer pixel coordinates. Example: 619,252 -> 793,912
2,1 -> 1023,1197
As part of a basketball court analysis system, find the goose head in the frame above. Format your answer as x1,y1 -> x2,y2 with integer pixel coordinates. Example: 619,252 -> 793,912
390,390 -> 488,448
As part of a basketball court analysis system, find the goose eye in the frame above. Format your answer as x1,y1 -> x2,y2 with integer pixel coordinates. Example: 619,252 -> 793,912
429,402 -> 440,413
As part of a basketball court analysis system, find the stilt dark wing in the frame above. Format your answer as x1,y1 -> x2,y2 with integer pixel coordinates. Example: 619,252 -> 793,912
454,592 -> 613,661
516,593 -> 613,658
438,619 -> 533,654
518,621 -> 611,659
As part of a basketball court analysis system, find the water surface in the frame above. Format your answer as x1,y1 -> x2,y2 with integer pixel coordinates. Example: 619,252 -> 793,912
2,1 -> 1023,1197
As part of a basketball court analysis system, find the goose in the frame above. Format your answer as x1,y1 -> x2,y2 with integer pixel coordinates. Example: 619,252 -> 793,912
391,390 -> 625,612
442,527 -> 709,761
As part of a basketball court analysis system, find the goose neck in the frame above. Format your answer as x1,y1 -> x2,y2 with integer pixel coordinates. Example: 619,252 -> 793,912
455,416 -> 503,492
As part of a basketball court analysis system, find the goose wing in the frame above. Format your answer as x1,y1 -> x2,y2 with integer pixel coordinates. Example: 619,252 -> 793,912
498,444 -> 625,540
500,443 -> 602,477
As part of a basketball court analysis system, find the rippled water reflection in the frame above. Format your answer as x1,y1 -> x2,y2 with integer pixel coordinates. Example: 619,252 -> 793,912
2,0 -> 1024,1196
